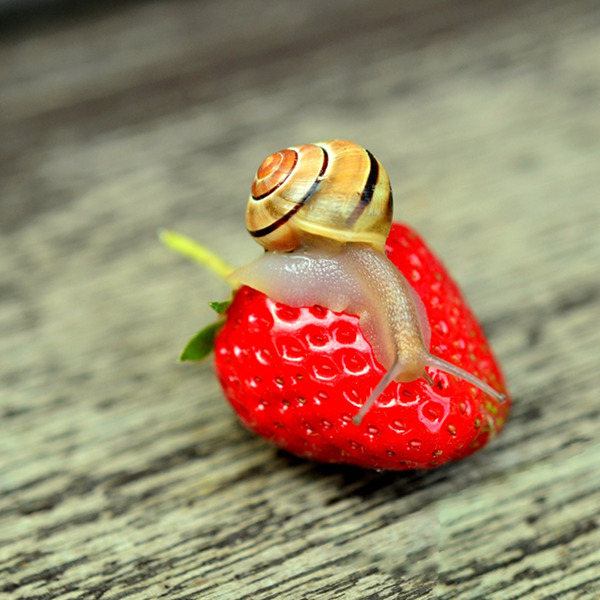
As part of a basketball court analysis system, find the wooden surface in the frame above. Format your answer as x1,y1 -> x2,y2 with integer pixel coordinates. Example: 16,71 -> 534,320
1,1 -> 600,598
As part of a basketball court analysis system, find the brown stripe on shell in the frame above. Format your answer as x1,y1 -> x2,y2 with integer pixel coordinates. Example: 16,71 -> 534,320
317,146 -> 329,177
346,149 -> 379,227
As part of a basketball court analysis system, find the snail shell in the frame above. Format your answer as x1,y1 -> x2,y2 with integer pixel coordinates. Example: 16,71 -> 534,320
233,140 -> 505,423
246,139 -> 392,252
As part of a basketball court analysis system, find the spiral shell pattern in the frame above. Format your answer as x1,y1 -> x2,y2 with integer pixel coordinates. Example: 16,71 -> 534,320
246,140 -> 393,252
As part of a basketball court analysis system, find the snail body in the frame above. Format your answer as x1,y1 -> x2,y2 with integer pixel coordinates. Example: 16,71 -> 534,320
232,140 -> 505,423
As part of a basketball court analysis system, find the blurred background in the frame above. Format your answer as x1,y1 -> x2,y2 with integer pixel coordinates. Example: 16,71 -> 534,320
1,1 -> 599,598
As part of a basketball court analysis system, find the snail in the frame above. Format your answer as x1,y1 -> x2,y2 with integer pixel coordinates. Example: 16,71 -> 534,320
231,140 -> 506,424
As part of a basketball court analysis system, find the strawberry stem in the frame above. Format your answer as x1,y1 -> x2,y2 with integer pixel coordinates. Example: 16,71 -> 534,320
159,229 -> 235,282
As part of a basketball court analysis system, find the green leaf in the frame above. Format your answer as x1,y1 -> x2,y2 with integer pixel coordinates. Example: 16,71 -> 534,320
209,299 -> 232,315
179,320 -> 225,362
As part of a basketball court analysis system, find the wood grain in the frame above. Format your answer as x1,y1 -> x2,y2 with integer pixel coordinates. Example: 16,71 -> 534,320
1,1 -> 599,598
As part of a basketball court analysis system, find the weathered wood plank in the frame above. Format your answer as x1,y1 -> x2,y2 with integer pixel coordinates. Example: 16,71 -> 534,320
1,1 -> 600,598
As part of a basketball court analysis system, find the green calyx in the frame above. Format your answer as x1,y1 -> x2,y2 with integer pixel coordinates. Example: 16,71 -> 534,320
159,229 -> 236,362
209,300 -> 232,315
178,298 -> 233,362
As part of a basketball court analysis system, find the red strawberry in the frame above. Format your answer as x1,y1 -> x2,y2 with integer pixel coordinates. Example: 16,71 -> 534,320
213,222 -> 509,470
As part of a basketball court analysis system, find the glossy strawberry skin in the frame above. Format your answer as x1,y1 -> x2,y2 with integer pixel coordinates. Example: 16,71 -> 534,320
214,223 -> 509,470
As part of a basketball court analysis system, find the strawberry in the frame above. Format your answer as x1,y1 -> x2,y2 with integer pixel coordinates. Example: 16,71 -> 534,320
211,223 -> 509,470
